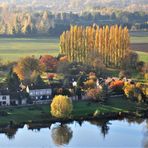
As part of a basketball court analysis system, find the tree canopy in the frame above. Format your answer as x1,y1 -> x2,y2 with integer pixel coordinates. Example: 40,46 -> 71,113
60,25 -> 130,68
13,56 -> 43,83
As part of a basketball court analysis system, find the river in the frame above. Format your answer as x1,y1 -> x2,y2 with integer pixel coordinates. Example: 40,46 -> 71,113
0,119 -> 147,148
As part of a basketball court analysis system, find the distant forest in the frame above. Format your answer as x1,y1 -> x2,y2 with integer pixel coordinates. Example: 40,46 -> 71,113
0,9 -> 147,37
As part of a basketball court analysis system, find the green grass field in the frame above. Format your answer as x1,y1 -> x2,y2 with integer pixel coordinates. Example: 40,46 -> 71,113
131,36 -> 148,44
0,34 -> 147,62
0,97 -> 146,125
136,51 -> 148,62
130,32 -> 148,44
0,37 -> 59,62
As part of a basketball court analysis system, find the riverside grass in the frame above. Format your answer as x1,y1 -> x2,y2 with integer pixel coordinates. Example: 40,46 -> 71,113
0,97 -> 147,126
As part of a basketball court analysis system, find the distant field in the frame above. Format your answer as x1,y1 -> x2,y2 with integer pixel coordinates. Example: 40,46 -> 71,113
130,31 -> 148,62
0,32 -> 147,62
130,37 -> 148,44
130,31 -> 148,44
0,37 -> 59,61
131,43 -> 148,53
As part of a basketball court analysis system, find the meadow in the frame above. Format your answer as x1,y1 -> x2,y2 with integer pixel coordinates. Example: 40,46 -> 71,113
0,97 -> 146,125
0,33 -> 147,62
0,37 -> 59,62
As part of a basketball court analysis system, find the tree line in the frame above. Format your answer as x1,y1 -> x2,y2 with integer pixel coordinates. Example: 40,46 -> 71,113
60,25 -> 130,68
0,8 -> 147,36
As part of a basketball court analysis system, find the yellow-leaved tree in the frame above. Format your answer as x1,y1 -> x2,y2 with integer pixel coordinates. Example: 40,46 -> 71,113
60,25 -> 130,68
51,95 -> 73,118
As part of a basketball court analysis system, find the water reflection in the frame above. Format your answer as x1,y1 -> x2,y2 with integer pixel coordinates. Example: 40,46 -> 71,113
142,120 -> 148,148
89,120 -> 110,138
4,128 -> 18,139
0,118 -> 147,147
126,117 -> 145,125
51,124 -> 73,146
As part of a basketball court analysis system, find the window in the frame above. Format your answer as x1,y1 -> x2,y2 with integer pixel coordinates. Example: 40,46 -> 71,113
3,101 -> 6,105
2,96 -> 6,100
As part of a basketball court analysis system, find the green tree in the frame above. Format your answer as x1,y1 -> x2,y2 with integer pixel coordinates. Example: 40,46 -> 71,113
34,75 -> 45,87
6,69 -> 21,92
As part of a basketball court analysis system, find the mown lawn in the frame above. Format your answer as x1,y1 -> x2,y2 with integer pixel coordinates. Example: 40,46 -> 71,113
0,97 -> 146,125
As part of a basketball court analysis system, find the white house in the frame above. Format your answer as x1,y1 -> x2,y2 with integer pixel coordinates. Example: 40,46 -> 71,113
0,90 -> 10,106
26,85 -> 52,100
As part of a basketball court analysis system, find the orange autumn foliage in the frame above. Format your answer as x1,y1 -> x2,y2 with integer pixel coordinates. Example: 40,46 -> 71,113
40,55 -> 58,71
13,56 -> 42,81
59,56 -> 68,62
109,80 -> 124,89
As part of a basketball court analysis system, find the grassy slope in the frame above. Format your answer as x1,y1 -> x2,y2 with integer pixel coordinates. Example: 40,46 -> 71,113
0,97 -> 146,125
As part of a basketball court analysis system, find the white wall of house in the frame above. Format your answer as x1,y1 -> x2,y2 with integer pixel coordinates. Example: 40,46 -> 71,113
22,98 -> 27,105
0,95 -> 10,106
28,89 -> 52,98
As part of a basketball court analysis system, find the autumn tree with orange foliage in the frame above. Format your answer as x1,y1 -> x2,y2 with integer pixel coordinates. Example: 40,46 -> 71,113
13,56 -> 43,82
60,25 -> 130,68
39,55 -> 58,71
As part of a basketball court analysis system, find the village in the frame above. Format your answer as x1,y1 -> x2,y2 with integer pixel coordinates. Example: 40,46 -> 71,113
0,70 -> 146,107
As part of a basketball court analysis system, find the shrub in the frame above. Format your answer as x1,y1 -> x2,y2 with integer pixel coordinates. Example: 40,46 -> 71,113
87,88 -> 100,100
89,75 -> 97,82
109,80 -> 124,94
59,56 -> 68,62
86,88 -> 104,101
136,83 -> 148,98
137,61 -> 145,72
51,95 -> 73,118
39,55 -> 58,71
48,73 -> 55,80
119,70 -> 131,79
123,82 -> 144,103
121,51 -> 138,70
84,79 -> 96,89
123,83 -> 136,99
109,80 -> 124,89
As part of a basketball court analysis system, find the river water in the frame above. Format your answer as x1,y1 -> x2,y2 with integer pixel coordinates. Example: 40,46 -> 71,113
0,119 -> 148,148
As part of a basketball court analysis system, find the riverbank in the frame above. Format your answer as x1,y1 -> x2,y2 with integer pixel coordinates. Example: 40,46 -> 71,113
0,96 -> 147,126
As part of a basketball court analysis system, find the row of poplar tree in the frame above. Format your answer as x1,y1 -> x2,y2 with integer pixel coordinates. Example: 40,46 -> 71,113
60,25 -> 130,68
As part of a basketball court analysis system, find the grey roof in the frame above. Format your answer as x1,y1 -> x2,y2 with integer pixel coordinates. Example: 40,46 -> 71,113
0,89 -> 10,95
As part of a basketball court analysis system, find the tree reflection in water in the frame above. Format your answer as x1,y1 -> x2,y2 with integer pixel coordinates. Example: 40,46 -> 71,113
90,120 -> 110,138
51,124 -> 73,146
3,128 -> 18,139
